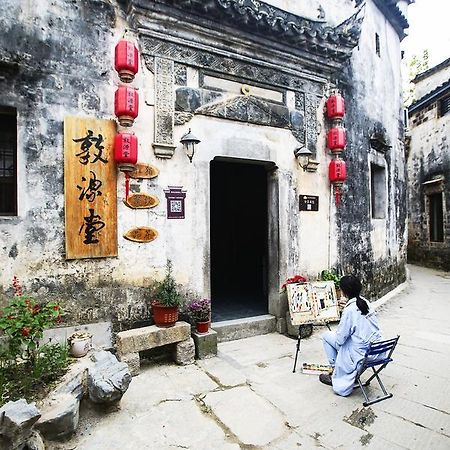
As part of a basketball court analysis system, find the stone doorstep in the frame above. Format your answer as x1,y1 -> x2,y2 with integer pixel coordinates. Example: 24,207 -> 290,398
211,314 -> 277,343
116,321 -> 191,356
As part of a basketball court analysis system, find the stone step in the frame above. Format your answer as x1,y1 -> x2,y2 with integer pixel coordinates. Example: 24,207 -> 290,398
211,314 -> 277,343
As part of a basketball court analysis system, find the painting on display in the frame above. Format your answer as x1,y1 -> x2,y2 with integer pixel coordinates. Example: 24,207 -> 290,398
64,116 -> 117,259
287,281 -> 340,325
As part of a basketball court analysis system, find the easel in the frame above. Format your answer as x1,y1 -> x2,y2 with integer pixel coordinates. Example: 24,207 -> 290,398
292,321 -> 332,373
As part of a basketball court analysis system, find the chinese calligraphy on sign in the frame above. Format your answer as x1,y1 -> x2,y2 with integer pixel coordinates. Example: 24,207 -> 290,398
64,116 -> 117,259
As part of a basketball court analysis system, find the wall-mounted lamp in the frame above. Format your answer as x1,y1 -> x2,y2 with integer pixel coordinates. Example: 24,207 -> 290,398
294,146 -> 313,171
180,129 -> 201,163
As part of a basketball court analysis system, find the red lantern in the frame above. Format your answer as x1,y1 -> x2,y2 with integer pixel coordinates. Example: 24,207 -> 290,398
327,127 -> 346,152
115,86 -> 139,127
326,93 -> 345,119
114,132 -> 138,172
329,159 -> 347,206
115,40 -> 139,83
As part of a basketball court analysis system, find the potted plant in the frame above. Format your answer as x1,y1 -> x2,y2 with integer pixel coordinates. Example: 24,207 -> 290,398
320,269 -> 345,308
186,298 -> 211,333
67,331 -> 92,357
150,260 -> 183,328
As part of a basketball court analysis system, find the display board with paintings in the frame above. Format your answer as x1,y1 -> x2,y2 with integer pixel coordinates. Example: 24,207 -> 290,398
286,281 -> 340,325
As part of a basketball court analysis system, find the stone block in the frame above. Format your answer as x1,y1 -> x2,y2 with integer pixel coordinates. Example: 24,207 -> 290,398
87,351 -> 132,404
192,329 -> 218,359
36,394 -> 80,441
116,322 -> 191,356
175,87 -> 201,112
118,352 -> 141,376
290,109 -> 304,130
174,338 -> 195,365
0,399 -> 41,450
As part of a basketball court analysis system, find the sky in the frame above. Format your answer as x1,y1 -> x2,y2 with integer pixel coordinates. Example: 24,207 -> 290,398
401,0 -> 450,67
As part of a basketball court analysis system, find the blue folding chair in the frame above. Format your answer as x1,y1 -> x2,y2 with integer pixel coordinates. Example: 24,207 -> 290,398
355,336 -> 400,406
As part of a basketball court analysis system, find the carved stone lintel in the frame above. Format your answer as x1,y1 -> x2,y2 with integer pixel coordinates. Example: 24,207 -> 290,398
305,93 -> 319,155
152,143 -> 177,159
154,57 -> 175,158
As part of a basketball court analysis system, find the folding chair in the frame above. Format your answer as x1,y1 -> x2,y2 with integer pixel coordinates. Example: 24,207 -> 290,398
355,336 -> 400,407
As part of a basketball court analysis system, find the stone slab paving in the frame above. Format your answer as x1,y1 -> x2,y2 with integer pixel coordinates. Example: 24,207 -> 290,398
49,265 -> 450,449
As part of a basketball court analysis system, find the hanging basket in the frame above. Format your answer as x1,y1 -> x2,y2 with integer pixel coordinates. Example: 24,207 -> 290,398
152,302 -> 178,327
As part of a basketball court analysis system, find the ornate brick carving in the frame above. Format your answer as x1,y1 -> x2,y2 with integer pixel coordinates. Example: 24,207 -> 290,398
141,37 -> 309,93
153,57 -> 176,158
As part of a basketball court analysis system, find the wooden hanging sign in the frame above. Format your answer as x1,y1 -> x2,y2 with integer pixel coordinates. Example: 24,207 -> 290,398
123,226 -> 158,243
64,116 -> 117,260
128,163 -> 159,179
124,193 -> 159,209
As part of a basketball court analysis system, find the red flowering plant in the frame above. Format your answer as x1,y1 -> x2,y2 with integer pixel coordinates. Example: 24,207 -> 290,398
280,275 -> 308,292
0,276 -> 62,365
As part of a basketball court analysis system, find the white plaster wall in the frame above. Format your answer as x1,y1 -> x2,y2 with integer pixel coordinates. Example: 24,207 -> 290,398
415,64 -> 450,99
349,0 -> 405,263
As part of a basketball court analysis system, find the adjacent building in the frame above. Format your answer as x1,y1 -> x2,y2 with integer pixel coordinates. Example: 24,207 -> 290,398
0,0 -> 411,340
407,57 -> 450,270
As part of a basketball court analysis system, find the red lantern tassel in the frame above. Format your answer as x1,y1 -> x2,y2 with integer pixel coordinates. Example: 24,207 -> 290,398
125,172 -> 130,201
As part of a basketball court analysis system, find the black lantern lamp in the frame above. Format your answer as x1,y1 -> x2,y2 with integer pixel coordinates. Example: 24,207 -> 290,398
294,146 -> 313,171
180,129 -> 201,163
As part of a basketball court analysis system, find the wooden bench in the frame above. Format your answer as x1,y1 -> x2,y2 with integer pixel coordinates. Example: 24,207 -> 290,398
116,321 -> 194,375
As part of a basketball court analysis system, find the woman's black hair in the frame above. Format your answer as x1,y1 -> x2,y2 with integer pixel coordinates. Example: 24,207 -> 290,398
340,274 -> 369,315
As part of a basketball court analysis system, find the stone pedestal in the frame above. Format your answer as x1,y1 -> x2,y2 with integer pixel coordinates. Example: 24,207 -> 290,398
192,329 -> 218,359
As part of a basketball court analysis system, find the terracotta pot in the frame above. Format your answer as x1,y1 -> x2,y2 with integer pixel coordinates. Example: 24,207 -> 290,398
195,321 -> 210,334
152,302 -> 178,327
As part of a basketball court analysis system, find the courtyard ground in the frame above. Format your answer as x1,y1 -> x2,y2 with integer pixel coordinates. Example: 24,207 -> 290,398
51,265 -> 450,449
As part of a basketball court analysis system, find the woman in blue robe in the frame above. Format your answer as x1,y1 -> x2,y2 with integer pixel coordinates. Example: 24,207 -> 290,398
320,275 -> 382,396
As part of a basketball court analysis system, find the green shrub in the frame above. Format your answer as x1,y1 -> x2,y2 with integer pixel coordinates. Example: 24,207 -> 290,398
320,269 -> 341,289
0,277 -> 70,407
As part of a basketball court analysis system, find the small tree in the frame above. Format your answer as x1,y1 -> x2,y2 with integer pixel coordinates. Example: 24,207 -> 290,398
404,49 -> 430,107
152,260 -> 182,307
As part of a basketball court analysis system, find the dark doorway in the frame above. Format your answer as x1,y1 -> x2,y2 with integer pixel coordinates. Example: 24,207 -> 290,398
210,159 -> 268,321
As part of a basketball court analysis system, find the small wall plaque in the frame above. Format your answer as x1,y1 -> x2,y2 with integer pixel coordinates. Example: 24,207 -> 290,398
123,227 -> 158,243
164,186 -> 186,219
124,193 -> 159,209
299,195 -> 319,211
128,163 -> 159,179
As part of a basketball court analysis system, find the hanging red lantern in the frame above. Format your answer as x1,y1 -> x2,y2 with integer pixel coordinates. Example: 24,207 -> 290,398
326,93 -> 345,119
327,126 -> 346,152
115,40 -> 139,83
114,132 -> 138,172
114,86 -> 139,127
329,159 -> 347,206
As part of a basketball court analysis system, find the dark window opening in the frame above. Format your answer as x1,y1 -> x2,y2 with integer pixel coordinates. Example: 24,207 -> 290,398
439,95 -> 450,117
0,107 -> 17,216
375,33 -> 381,57
429,193 -> 444,242
370,163 -> 386,219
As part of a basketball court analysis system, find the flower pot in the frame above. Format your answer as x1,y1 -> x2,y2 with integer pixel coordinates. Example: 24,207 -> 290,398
69,336 -> 92,357
195,321 -> 210,334
152,302 -> 178,327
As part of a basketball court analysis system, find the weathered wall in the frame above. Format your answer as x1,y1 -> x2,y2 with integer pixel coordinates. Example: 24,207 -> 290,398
407,100 -> 450,271
414,63 -> 450,99
336,0 -> 407,297
0,0 -> 408,334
